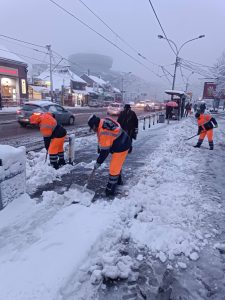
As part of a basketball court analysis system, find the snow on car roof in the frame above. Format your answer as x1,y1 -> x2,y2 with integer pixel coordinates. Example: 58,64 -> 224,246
23,100 -> 54,107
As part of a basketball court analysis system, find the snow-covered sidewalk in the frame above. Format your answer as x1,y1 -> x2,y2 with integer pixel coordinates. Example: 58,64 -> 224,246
0,116 -> 225,300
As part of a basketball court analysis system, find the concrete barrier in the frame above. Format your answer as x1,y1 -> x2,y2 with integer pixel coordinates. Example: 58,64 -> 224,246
0,145 -> 26,210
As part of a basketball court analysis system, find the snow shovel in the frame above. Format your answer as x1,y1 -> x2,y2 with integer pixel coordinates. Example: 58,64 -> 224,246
44,150 -> 48,163
70,168 -> 96,204
184,133 -> 199,141
83,168 -> 96,191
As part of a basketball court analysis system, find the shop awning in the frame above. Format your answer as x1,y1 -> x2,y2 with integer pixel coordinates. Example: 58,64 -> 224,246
72,89 -> 88,95
29,85 -> 50,93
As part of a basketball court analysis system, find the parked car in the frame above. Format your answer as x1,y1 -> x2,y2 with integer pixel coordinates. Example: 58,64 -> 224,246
16,101 -> 75,127
107,103 -> 123,116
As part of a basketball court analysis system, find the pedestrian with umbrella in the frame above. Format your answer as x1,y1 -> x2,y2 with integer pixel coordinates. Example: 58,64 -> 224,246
166,101 -> 178,120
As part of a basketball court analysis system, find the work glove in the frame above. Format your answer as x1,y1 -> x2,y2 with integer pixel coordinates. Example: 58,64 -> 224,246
94,162 -> 101,170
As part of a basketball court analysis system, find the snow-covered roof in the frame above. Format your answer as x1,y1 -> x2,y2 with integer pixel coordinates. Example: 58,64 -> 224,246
85,86 -> 99,94
113,87 -> 121,93
0,45 -> 27,65
73,89 -> 88,95
29,85 -> 50,93
88,75 -> 107,86
165,90 -> 186,96
38,69 -> 86,90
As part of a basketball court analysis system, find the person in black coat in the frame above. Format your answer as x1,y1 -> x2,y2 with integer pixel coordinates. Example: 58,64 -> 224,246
0,92 -> 2,110
117,104 -> 138,153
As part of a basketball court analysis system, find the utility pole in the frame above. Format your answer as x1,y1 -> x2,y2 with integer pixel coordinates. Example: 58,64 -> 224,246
46,45 -> 53,102
121,77 -> 124,102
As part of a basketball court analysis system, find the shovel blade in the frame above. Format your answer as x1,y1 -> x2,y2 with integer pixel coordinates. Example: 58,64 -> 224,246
70,183 -> 95,198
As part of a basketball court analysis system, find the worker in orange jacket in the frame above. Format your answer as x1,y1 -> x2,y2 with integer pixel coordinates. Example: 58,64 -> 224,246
194,112 -> 218,150
30,112 -> 67,169
88,115 -> 131,196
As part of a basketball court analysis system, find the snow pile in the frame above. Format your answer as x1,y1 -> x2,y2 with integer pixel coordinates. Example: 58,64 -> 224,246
26,149 -> 74,194
0,145 -> 26,209
124,124 -> 215,264
89,250 -> 133,284
26,135 -> 96,194
0,191 -> 118,300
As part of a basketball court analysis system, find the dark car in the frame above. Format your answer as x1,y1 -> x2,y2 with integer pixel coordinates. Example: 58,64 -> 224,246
16,101 -> 75,127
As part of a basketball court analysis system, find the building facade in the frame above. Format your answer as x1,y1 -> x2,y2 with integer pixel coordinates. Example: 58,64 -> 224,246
0,46 -> 28,106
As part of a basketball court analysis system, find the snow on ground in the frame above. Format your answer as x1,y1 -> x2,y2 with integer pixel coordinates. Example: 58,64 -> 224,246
26,134 -> 96,194
0,115 -> 225,299
0,106 -> 20,113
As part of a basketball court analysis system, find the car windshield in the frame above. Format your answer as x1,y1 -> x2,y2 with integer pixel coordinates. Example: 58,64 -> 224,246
22,104 -> 45,112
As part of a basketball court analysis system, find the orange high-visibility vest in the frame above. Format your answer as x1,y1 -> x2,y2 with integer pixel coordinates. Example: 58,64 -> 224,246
97,118 -> 122,150
30,112 -> 56,137
197,113 -> 212,130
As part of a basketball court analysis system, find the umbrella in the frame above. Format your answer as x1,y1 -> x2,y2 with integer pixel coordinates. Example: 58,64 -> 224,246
166,101 -> 178,108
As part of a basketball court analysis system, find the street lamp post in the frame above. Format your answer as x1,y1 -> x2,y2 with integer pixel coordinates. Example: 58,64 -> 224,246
185,71 -> 194,92
158,35 -> 205,91
121,72 -> 132,103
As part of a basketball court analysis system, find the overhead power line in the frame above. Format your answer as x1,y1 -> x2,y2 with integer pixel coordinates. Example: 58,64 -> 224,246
0,34 -> 46,49
52,50 -> 85,72
78,0 -> 158,67
147,0 -> 176,56
0,47 -> 49,64
48,0 -> 162,78
0,37 -> 47,55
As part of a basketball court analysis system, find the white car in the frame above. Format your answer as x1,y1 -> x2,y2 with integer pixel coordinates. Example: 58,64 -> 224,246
135,101 -> 146,108
107,103 -> 123,116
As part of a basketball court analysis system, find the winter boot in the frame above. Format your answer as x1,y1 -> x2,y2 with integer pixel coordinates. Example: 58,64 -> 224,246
193,139 -> 203,148
58,152 -> 66,167
51,161 -> 59,170
58,158 -> 66,167
105,182 -> 116,197
49,154 -> 59,169
117,174 -> 123,186
209,141 -> 214,150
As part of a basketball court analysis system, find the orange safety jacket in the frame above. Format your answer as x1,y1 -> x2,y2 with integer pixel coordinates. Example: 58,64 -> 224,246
96,118 -> 131,164
30,112 -> 57,137
97,118 -> 122,150
197,113 -> 217,132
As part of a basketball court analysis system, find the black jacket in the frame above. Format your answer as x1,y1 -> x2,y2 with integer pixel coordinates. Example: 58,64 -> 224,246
198,117 -> 217,134
117,109 -> 138,138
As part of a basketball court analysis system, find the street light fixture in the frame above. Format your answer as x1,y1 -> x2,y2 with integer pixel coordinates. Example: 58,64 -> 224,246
158,34 -> 205,90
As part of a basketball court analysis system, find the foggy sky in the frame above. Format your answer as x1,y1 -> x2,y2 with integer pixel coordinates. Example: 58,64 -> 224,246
0,0 -> 225,94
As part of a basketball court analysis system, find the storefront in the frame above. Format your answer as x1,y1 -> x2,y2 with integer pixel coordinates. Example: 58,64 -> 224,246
0,49 -> 28,106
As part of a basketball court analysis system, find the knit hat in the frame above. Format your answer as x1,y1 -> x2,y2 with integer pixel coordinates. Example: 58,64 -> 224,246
88,114 -> 100,129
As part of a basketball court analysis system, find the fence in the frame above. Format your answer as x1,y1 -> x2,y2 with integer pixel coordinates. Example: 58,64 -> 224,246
138,113 -> 162,130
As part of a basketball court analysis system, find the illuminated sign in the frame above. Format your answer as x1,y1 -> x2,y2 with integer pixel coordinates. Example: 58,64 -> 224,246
21,79 -> 27,94
0,66 -> 18,76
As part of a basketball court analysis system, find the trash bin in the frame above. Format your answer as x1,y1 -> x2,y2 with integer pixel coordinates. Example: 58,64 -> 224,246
158,113 -> 165,123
